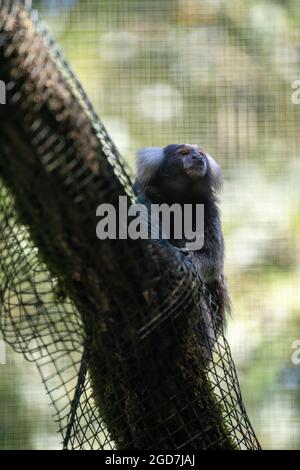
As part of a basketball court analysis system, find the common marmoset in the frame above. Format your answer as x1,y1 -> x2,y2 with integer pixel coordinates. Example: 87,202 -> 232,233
134,144 -> 230,331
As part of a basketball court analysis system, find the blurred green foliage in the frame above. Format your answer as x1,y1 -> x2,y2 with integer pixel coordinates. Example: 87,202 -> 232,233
0,0 -> 299,449
0,339 -> 59,449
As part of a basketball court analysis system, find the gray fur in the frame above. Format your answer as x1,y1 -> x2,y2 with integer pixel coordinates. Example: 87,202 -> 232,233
207,153 -> 223,192
136,147 -> 164,188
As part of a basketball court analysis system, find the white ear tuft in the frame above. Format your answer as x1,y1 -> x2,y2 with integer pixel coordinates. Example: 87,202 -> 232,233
207,153 -> 223,192
136,147 -> 164,186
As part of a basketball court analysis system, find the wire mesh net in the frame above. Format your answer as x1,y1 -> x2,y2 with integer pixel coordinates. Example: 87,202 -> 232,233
0,0 -> 262,450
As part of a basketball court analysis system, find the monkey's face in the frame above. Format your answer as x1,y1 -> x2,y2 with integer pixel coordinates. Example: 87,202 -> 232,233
164,144 -> 208,179
136,144 -> 222,199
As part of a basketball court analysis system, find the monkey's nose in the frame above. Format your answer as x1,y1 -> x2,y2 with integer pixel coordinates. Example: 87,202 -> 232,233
191,154 -> 204,164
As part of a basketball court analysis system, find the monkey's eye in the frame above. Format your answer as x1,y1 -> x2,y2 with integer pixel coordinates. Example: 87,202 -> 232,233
179,148 -> 190,156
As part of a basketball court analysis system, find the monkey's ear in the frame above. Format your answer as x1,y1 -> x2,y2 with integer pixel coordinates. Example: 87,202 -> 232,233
136,147 -> 164,187
207,154 -> 223,192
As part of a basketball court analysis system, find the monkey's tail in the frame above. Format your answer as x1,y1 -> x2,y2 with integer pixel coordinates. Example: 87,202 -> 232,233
206,275 -> 231,333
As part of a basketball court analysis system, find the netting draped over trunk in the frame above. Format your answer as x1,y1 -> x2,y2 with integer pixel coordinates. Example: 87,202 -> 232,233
0,0 -> 260,450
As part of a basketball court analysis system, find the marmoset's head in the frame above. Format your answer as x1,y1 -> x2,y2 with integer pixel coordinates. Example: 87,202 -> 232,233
136,144 -> 222,196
